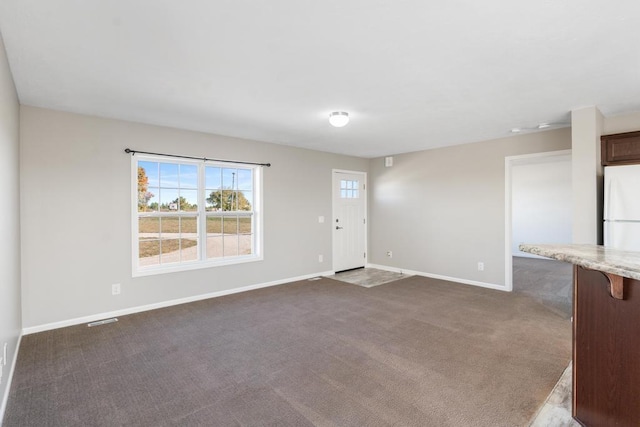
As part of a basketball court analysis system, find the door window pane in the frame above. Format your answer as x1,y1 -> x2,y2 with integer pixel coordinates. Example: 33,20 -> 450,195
340,180 -> 360,199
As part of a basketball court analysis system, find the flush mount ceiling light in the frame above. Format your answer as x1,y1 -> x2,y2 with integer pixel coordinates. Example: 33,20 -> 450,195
329,111 -> 349,127
509,122 -> 569,134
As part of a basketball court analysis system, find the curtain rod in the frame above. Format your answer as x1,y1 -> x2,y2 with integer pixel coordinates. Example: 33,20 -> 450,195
124,148 -> 271,167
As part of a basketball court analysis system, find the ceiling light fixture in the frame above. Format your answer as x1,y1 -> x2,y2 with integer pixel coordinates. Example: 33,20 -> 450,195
329,111 -> 349,127
508,122 -> 569,134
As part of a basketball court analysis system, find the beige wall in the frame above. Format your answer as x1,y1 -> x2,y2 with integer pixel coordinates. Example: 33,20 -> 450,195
603,111 -> 640,134
368,128 -> 571,288
20,106 -> 368,328
571,106 -> 603,244
0,31 -> 21,414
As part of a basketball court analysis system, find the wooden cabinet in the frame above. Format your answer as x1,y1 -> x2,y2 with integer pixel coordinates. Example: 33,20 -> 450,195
573,266 -> 640,426
601,131 -> 640,166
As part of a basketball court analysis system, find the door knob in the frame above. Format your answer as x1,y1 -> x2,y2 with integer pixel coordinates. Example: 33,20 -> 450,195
336,226 -> 344,230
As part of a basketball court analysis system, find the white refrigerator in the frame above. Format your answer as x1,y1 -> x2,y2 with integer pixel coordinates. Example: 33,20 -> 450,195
604,164 -> 640,251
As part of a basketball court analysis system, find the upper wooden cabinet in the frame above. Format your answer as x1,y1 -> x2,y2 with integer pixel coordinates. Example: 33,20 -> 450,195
601,130 -> 640,166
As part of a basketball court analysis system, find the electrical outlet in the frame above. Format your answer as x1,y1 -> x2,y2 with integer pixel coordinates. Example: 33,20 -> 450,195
318,254 -> 324,263
478,262 -> 484,271
318,216 -> 325,223
112,283 -> 121,295
386,251 -> 393,258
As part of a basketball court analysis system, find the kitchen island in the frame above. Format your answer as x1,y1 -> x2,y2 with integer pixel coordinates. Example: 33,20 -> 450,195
519,244 -> 640,427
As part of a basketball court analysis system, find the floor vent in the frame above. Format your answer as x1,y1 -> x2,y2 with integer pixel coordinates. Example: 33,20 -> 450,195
87,318 -> 118,327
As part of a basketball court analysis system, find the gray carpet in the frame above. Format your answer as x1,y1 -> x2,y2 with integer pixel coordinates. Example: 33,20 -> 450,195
512,256 -> 573,319
4,276 -> 571,426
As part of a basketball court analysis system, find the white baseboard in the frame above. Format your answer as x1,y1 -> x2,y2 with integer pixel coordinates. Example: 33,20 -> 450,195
0,333 -> 22,426
22,270 -> 334,336
366,263 -> 508,292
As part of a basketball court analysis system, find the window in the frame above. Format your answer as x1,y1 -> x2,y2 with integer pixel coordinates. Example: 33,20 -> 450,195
133,155 -> 262,276
340,179 -> 360,198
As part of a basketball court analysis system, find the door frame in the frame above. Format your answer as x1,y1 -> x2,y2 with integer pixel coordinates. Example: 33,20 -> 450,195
504,149 -> 572,291
332,169 -> 368,273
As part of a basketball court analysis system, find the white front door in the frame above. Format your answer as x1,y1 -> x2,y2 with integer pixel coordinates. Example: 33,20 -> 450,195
333,171 -> 366,272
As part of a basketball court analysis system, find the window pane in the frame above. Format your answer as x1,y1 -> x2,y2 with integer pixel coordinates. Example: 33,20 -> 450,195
181,217 -> 197,234
180,238 -> 198,262
160,217 -> 180,234
341,189 -> 347,198
139,240 -> 160,267
206,216 -> 222,235
139,161 -> 159,187
206,236 -> 223,259
239,216 -> 252,235
353,189 -> 359,198
221,190 -> 236,212
223,217 -> 239,234
179,189 -> 198,211
224,235 -> 239,257
205,167 -> 222,189
139,217 -> 159,236
146,188 -> 159,212
138,162 -> 158,211
237,169 -> 252,190
159,239 -> 181,264
238,191 -> 252,211
222,168 -> 237,190
159,163 -> 179,188
206,189 -> 221,211
179,164 -> 198,189
159,189 -> 179,212
239,233 -> 252,255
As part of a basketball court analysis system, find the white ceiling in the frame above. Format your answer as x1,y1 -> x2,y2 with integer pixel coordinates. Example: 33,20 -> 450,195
1,1 -> 639,158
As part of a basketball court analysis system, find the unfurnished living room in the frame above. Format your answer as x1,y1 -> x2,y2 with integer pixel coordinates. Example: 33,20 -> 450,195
1,2 -> 640,426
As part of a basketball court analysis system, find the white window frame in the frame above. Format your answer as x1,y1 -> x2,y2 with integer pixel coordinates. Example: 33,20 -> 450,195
131,154 -> 263,277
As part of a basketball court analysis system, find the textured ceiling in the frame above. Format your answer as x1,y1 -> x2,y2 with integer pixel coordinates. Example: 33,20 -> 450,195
1,1 -> 639,158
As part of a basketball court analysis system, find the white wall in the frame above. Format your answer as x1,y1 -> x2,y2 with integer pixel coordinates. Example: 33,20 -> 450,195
512,156 -> 572,257
368,128 -> 571,288
20,106 -> 368,329
0,30 -> 21,418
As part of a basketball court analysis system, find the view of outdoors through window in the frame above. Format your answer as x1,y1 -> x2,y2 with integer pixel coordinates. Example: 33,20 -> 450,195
340,179 -> 359,198
136,159 -> 256,270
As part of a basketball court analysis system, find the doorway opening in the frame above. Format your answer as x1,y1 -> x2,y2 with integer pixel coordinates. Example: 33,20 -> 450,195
504,150 -> 572,316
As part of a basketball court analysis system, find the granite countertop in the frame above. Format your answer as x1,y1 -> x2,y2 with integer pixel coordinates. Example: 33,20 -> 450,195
519,244 -> 640,281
